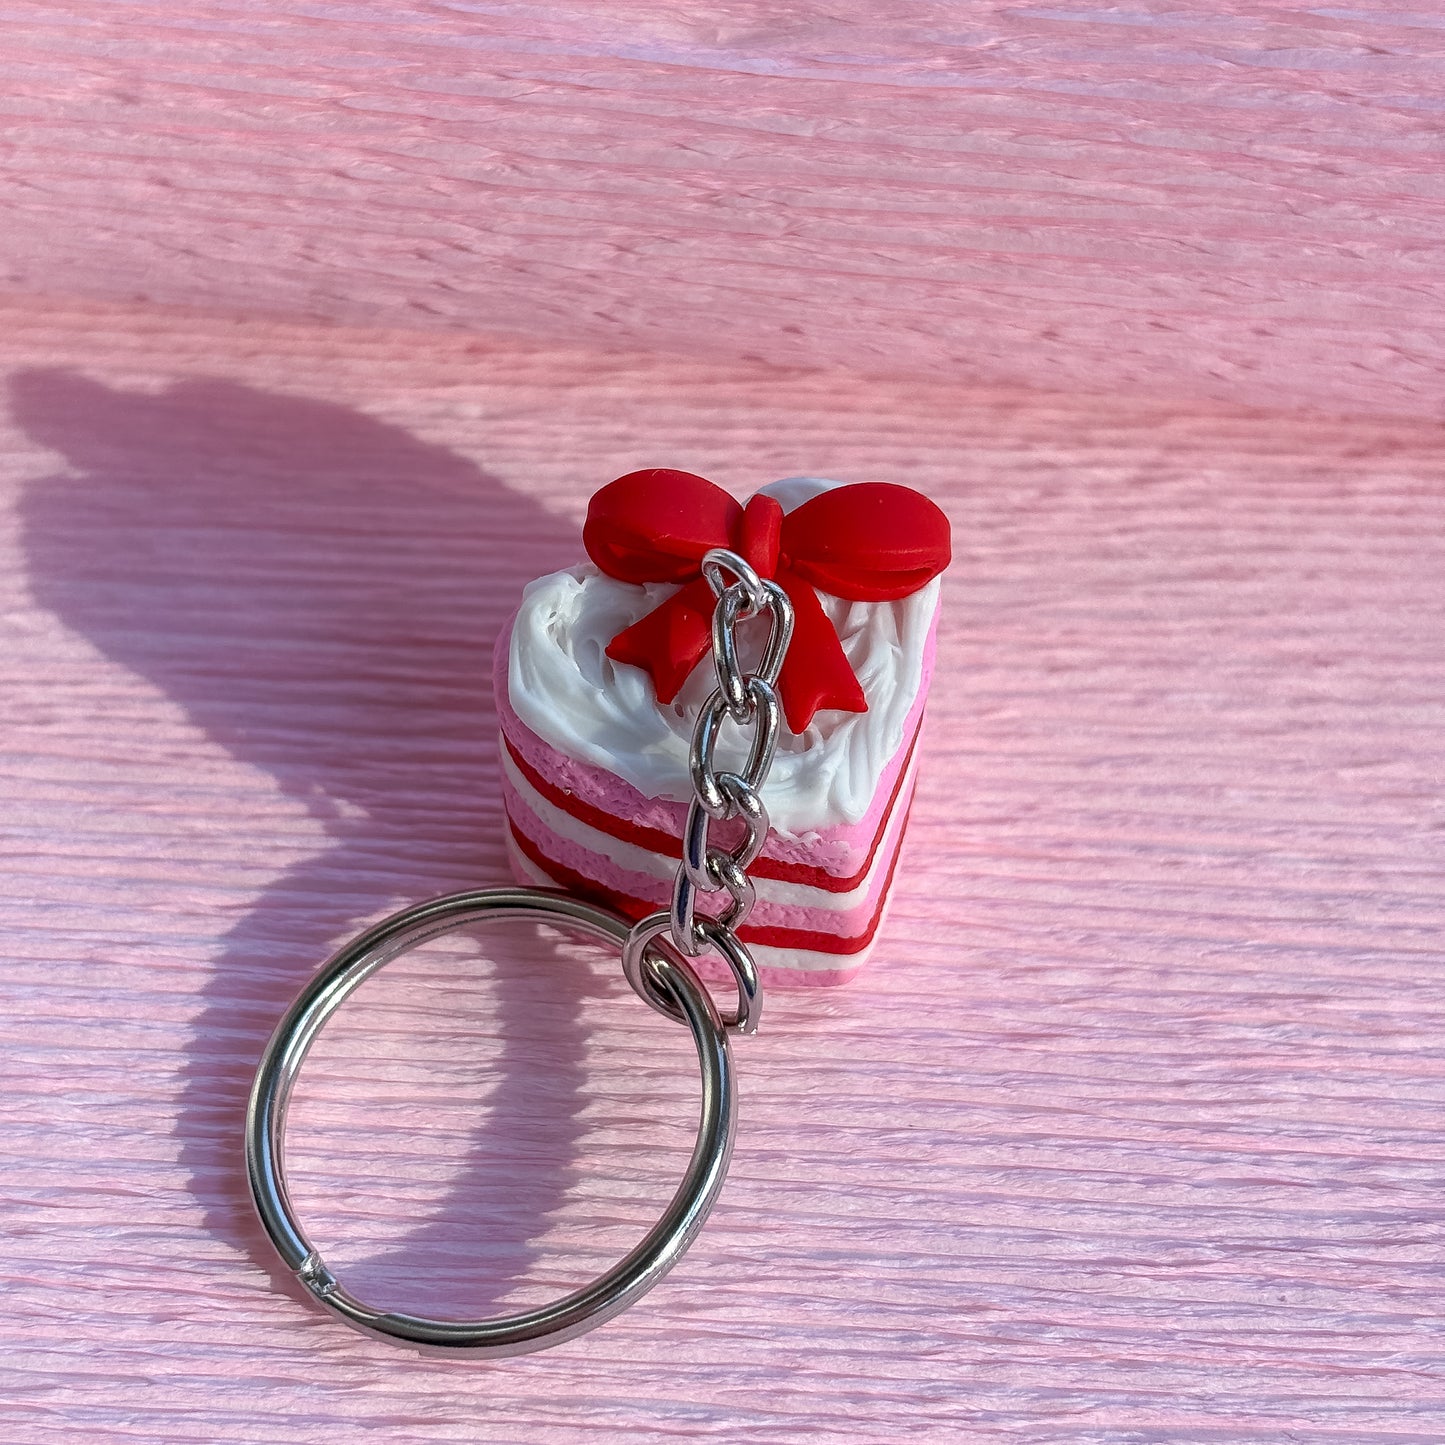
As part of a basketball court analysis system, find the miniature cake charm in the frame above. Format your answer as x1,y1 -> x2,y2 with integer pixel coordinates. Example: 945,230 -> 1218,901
499,470 -> 951,983
246,467 -> 951,1356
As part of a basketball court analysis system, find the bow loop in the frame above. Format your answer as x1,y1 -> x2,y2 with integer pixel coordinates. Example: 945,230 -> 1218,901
738,493 -> 784,577
583,474 -> 950,732
781,482 -> 953,601
582,469 -> 741,584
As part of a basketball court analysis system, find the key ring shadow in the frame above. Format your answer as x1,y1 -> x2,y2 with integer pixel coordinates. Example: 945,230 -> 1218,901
13,368 -> 595,1319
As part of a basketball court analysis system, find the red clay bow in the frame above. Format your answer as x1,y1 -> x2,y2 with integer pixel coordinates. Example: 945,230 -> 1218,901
583,470 -> 952,732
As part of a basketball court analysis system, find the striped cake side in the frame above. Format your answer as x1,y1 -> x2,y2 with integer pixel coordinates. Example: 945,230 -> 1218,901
501,726 -> 921,980
494,610 -> 936,883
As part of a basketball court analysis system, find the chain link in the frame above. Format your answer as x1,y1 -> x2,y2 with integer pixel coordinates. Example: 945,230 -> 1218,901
621,547 -> 795,1035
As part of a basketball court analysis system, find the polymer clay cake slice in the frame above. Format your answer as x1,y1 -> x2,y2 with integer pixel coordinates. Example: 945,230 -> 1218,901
496,472 -> 950,984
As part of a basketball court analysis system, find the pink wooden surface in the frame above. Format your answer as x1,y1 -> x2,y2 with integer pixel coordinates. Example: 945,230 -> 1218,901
4,297 -> 1444,1441
4,3 -> 1445,419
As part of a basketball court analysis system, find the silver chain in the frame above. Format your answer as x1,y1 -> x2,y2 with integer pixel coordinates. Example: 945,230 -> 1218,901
621,547 -> 794,1035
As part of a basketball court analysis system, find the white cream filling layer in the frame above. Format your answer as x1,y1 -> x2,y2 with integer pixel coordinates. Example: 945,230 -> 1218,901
508,477 -> 939,835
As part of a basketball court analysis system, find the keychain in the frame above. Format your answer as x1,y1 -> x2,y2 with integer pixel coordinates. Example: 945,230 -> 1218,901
246,471 -> 951,1355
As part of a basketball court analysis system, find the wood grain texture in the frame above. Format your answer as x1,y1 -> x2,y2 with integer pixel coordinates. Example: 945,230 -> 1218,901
3,3 -> 1444,419
2,296 -> 1445,1441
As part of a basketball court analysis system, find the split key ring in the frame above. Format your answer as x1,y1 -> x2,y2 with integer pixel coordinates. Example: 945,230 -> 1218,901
245,886 -> 737,1357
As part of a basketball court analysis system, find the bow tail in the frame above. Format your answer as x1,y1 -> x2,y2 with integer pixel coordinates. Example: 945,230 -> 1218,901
777,571 -> 867,733
605,576 -> 716,704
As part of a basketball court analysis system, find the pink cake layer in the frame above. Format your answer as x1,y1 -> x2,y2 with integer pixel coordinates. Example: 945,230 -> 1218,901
502,734 -> 920,946
504,837 -> 891,986
492,609 -> 938,883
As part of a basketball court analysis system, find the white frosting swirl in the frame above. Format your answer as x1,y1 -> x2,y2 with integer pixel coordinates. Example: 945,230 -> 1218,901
507,477 -> 940,833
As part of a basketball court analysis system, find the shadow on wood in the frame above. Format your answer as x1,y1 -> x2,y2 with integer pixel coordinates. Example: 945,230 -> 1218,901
12,368 -> 607,1321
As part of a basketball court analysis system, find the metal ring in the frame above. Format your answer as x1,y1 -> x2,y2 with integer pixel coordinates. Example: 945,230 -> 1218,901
667,850 -> 756,960
700,547 -> 767,613
711,586 -> 753,722
683,788 -> 769,891
246,886 -> 737,1356
622,910 -> 761,1036
753,580 -> 795,690
667,866 -> 705,957
710,580 -> 795,725
690,679 -> 781,820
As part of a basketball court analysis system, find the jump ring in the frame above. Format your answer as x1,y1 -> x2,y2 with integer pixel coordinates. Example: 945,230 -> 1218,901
622,911 -> 761,1036
700,547 -> 767,613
